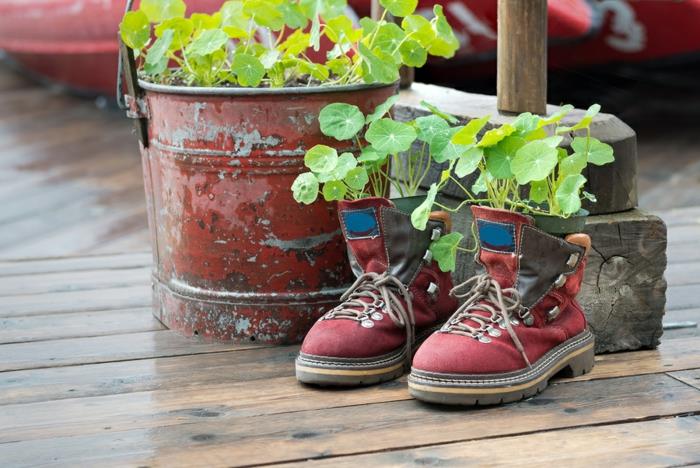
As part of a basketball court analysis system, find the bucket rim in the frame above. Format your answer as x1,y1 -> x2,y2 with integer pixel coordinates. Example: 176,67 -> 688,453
138,79 -> 398,96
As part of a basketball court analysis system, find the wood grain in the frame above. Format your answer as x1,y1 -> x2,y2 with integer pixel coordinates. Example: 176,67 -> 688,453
0,330 -> 265,372
284,416 -> 700,467
0,285 -> 151,317
0,308 -> 163,344
497,0 -> 547,114
1,374 -> 696,467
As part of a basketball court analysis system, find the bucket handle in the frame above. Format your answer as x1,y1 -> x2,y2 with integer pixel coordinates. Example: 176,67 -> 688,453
116,0 -> 149,146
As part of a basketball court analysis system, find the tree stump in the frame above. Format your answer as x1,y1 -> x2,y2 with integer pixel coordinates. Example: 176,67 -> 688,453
396,83 -> 638,215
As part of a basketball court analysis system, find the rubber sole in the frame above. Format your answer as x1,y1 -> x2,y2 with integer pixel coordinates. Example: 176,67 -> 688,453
295,326 -> 439,387
408,330 -> 595,405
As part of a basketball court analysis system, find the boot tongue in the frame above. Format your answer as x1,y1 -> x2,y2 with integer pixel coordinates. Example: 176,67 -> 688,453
471,206 -> 534,289
338,197 -> 394,275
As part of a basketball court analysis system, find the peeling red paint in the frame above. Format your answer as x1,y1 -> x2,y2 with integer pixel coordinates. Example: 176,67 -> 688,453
141,84 -> 398,344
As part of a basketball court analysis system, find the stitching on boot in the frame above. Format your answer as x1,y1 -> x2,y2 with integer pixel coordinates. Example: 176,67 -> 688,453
410,330 -> 593,385
516,224 -> 586,308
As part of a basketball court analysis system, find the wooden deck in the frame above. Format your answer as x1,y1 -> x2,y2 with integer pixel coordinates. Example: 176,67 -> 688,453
1,62 -> 700,466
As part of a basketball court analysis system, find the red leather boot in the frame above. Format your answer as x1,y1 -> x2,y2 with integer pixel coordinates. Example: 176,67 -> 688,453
296,197 -> 459,386
409,206 -> 595,404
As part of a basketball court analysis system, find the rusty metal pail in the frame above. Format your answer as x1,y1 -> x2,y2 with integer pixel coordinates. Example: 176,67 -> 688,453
118,35 -> 398,344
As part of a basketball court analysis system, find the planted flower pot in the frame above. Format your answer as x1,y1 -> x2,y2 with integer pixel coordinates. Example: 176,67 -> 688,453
116,0 -> 459,344
130,80 -> 397,344
532,209 -> 589,236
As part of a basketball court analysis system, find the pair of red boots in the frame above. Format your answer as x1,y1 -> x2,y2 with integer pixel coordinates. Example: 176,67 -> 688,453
295,197 -> 595,405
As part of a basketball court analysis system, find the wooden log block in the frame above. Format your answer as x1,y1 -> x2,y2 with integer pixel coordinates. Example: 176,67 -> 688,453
445,195 -> 667,353
396,83 -> 638,215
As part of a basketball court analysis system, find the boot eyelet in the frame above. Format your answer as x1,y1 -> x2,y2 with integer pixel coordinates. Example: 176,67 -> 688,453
371,312 -> 384,321
361,319 -> 375,328
486,326 -> 501,337
477,334 -> 492,343
431,228 -> 442,240
566,253 -> 580,268
554,274 -> 567,288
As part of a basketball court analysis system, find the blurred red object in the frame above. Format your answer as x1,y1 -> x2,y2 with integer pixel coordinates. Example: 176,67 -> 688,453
1,0 -> 698,95
0,0 -> 221,95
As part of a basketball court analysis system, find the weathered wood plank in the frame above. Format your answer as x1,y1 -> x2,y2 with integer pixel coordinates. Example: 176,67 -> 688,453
667,284 -> 698,311
0,252 -> 151,277
2,330 -> 699,408
0,308 -> 163,344
0,285 -> 151,318
665,261 -> 700,286
662,308 -> 700,341
0,266 -> 150,297
450,204 -> 667,353
0,346 -> 298,406
4,341 -> 700,445
1,374 -> 696,467
0,330 -> 264,372
668,368 -> 700,391
286,416 -> 700,467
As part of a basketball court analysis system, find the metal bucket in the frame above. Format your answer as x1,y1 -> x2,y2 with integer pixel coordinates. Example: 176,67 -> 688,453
118,40 -> 398,344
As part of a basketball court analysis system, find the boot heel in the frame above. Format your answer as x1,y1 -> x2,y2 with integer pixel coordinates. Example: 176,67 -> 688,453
562,345 -> 595,378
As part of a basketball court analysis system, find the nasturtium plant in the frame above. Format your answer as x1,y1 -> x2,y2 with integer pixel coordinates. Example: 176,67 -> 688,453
120,0 -> 459,87
291,97 -> 468,207
362,102 -> 612,272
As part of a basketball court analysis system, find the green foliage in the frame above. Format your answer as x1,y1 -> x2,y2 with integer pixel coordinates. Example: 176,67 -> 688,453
430,232 -> 464,272
319,103 -> 365,140
120,0 -> 459,88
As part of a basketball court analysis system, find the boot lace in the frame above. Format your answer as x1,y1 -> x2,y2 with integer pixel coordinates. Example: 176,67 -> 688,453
445,274 -> 532,367
323,272 -> 415,363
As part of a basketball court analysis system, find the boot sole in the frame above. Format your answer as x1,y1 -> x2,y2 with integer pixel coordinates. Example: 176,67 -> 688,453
408,329 -> 595,405
295,326 -> 439,387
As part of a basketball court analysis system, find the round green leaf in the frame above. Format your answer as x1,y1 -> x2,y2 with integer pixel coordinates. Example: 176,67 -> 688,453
410,183 -> 437,230
455,146 -> 483,178
120,11 -> 150,50
358,43 -> 400,84
572,137 -> 614,166
318,152 -> 357,182
559,151 -> 587,178
322,180 -> 347,201
511,140 -> 559,184
477,123 -> 515,148
415,115 -> 450,145
401,14 -> 435,48
304,145 -> 339,173
529,180 -> 549,204
556,174 -> 587,215
366,95 -> 400,124
365,118 -> 417,153
146,29 -> 173,66
357,147 -> 387,163
187,29 -> 228,56
344,167 -> 369,190
292,172 -> 319,205
431,129 -> 468,164
399,39 -> 427,67
374,23 -> 406,60
428,5 -> 459,58
141,0 -> 186,22
429,232 -> 464,272
319,103 -> 365,141
155,17 -> 193,50
452,115 -> 490,145
380,0 -> 418,17
232,53 -> 265,87
484,136 -> 525,180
